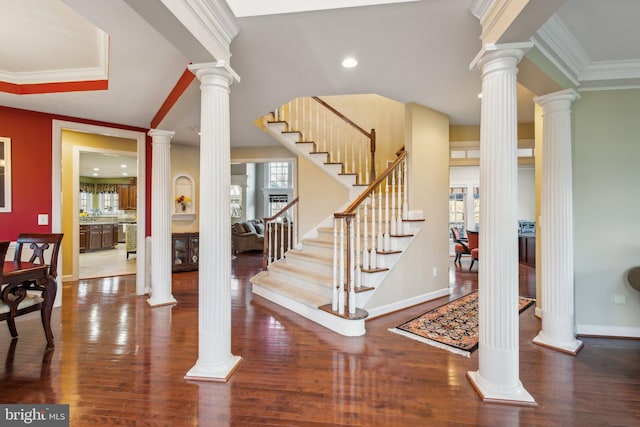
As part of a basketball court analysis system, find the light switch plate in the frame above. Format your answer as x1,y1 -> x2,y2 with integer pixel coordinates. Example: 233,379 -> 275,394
38,214 -> 49,225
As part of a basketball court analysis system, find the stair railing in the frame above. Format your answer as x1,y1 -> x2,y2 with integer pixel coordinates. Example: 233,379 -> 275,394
331,150 -> 408,316
262,197 -> 299,269
274,97 -> 376,185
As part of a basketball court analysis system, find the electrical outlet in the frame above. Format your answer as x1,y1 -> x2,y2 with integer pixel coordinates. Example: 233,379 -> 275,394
37,214 -> 49,225
613,295 -> 626,304
432,267 -> 437,278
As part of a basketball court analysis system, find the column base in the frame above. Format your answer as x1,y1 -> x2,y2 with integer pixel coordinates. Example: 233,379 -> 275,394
147,296 -> 177,307
185,355 -> 242,383
532,332 -> 583,355
466,371 -> 537,406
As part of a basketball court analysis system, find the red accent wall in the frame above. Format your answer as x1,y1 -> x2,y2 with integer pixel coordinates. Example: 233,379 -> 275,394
0,106 -> 148,241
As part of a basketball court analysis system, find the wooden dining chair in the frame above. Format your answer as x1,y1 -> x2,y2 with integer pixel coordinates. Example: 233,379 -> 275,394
13,233 -> 64,279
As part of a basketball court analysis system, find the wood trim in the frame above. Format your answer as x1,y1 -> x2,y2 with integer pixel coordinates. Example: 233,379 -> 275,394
151,67 -> 196,129
312,96 -> 371,138
263,197 -> 299,223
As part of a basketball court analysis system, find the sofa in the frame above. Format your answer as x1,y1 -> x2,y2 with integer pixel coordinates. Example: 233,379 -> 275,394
232,219 -> 264,253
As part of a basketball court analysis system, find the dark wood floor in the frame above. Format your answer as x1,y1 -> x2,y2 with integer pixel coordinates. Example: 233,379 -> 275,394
0,252 -> 638,426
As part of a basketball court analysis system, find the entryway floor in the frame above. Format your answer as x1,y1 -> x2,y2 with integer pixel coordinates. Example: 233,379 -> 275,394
79,244 -> 136,279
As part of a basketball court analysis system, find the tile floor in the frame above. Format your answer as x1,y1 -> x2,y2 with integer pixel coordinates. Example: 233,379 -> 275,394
78,243 -> 136,279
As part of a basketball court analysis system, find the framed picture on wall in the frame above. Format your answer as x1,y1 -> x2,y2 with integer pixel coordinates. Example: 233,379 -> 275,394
0,137 -> 11,213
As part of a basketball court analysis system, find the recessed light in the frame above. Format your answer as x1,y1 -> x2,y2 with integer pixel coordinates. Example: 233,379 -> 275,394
342,57 -> 358,68
121,164 -> 127,168
122,172 -> 129,176
92,173 -> 99,176
477,93 -> 483,99
93,167 -> 100,171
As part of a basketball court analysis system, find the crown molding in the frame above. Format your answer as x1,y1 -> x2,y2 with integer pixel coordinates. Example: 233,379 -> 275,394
0,29 -> 109,85
532,14 -> 640,90
160,0 -> 239,62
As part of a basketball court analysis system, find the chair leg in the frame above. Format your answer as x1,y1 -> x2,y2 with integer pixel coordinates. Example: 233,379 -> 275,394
454,253 -> 460,263
469,259 -> 475,271
7,318 -> 18,338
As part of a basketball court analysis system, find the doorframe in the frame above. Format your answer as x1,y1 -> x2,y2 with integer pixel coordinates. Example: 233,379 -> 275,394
52,120 -> 147,298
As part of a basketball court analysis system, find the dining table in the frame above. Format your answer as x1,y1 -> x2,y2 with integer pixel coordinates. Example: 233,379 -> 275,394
2,261 -> 57,348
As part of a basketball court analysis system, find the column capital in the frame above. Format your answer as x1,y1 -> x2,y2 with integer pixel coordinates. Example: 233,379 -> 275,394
534,88 -> 580,112
189,60 -> 240,85
470,41 -> 533,74
148,129 -> 175,140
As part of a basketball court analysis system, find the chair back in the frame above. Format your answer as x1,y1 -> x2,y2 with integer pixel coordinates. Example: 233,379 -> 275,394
466,230 -> 479,250
451,227 -> 463,242
13,234 -> 64,278
0,240 -> 9,281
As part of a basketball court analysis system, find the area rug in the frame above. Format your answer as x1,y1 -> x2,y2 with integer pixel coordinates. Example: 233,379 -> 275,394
389,291 -> 535,357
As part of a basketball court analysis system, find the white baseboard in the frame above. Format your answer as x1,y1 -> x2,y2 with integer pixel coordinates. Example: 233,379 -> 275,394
576,324 -> 640,338
366,287 -> 450,319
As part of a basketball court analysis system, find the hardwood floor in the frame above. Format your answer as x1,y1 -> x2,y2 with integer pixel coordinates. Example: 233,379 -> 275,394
0,252 -> 638,426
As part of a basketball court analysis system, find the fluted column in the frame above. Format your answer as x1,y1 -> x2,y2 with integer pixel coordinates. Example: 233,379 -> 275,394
466,45 -> 535,404
532,89 -> 583,355
185,62 -> 241,381
147,129 -> 176,307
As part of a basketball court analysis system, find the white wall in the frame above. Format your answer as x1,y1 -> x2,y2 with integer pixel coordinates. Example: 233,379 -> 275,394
573,89 -> 640,337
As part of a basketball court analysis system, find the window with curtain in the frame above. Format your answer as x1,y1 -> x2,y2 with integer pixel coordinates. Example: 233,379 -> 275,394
268,194 -> 288,217
231,185 -> 242,218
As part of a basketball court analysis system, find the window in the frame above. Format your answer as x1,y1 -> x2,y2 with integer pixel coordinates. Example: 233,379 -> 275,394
472,186 -> 480,230
79,191 -> 90,213
268,162 -> 290,188
449,187 -> 466,237
99,192 -> 119,213
231,185 -> 243,218
268,194 -> 289,217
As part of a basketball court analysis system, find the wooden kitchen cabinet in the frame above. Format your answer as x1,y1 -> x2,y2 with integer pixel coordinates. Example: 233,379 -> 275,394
118,184 -> 137,210
81,223 -> 118,253
518,234 -> 536,267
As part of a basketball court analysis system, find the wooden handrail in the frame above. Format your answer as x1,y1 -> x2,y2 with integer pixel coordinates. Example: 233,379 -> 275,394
336,150 -> 407,217
263,197 -> 299,223
312,97 -> 371,138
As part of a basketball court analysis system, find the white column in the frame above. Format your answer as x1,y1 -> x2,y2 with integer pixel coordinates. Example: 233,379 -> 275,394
185,62 -> 241,382
147,129 -> 176,307
466,45 -> 535,405
532,89 -> 583,355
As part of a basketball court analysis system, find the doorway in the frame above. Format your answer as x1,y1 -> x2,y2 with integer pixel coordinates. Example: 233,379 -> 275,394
52,120 -> 147,301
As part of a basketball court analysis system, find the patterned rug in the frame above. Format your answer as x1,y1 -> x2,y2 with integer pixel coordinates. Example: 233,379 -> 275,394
389,291 -> 535,357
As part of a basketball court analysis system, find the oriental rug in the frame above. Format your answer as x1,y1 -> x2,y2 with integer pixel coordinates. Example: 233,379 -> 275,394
389,291 -> 535,357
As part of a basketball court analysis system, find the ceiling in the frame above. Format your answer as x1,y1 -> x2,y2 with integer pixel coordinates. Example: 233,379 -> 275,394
79,151 -> 137,178
0,0 -> 639,151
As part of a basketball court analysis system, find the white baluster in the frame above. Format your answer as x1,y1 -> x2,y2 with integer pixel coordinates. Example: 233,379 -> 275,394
362,201 -> 369,270
390,168 -> 397,236
338,218 -> 345,315
365,145 -> 370,186
273,221 -> 279,261
267,222 -> 273,265
355,210 -> 361,289
377,187 -> 383,252
280,219 -> 285,259
397,162 -> 403,234
370,193 -> 377,269
351,131 -> 356,176
403,159 -> 408,220
332,219 -> 338,312
349,217 -> 356,314
384,176 -> 390,251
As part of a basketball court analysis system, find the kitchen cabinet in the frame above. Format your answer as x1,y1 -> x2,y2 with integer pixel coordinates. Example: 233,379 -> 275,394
80,223 -> 118,253
172,233 -> 199,272
118,184 -> 137,210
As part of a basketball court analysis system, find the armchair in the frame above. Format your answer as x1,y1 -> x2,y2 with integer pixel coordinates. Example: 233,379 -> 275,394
232,220 -> 265,253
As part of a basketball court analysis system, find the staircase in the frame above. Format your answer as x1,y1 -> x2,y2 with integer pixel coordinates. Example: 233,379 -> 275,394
250,97 -> 426,337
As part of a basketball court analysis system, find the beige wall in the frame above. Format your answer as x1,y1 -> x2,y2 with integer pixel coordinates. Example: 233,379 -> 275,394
296,155 -> 350,239
61,130 -> 137,276
364,102 -> 450,309
319,94 -> 405,171
171,143 -> 200,233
